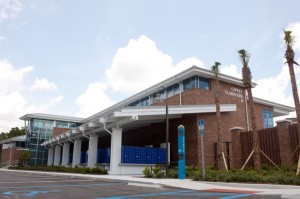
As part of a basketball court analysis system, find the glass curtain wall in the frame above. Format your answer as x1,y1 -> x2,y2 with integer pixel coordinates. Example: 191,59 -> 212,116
28,119 -> 54,166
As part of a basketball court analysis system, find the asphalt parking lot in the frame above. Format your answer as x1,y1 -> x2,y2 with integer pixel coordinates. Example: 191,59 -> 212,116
0,170 -> 281,199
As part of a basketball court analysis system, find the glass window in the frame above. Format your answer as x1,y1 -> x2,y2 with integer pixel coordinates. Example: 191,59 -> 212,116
167,86 -> 174,98
183,78 -> 191,91
191,76 -> 197,89
174,83 -> 180,94
198,77 -> 210,90
262,110 -> 274,128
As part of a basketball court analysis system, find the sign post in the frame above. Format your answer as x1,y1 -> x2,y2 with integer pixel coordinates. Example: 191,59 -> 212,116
198,119 -> 205,179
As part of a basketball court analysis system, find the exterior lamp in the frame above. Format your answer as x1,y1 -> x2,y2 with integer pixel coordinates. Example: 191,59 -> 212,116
155,86 -> 169,177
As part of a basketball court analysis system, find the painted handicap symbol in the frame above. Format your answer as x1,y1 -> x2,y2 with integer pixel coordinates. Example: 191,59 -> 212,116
3,190 -> 60,197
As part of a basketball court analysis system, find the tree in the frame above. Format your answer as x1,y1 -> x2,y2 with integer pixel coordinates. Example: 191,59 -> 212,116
238,49 -> 261,171
211,62 -> 225,170
0,127 -> 25,141
283,30 -> 300,175
18,150 -> 32,167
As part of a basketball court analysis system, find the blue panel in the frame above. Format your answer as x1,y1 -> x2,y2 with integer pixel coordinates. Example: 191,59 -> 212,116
122,146 -> 136,163
68,153 -> 73,164
80,151 -> 87,163
156,148 -> 166,163
136,147 -> 147,163
97,148 -> 110,163
121,146 -> 166,164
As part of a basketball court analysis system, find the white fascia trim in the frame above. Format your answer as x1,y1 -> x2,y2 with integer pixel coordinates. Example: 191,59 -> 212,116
114,104 -> 236,117
253,97 -> 295,116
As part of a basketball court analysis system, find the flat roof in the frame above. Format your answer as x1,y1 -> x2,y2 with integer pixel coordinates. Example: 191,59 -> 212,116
20,113 -> 84,123
0,135 -> 26,144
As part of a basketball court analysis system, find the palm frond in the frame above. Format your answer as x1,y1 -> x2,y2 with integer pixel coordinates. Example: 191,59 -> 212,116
238,49 -> 250,66
283,30 -> 295,47
211,62 -> 221,77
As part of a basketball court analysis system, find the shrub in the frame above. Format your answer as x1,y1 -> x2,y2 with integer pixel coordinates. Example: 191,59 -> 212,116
143,167 -> 153,178
153,166 -> 165,178
168,168 -> 178,178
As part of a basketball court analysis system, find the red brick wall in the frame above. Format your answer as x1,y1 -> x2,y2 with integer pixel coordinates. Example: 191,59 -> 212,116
120,80 -> 276,168
0,148 -> 23,163
53,127 -> 70,137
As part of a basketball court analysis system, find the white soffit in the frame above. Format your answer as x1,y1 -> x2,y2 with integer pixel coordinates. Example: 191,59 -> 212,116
114,104 -> 237,117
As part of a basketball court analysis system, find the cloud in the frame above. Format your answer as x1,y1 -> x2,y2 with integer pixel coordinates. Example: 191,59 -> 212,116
105,35 -> 204,94
29,78 -> 57,91
75,82 -> 115,117
0,60 -> 64,132
220,64 -> 242,79
0,0 -> 22,22
76,35 -> 205,116
0,35 -> 6,43
0,59 -> 33,93
26,96 -> 64,113
252,65 -> 296,106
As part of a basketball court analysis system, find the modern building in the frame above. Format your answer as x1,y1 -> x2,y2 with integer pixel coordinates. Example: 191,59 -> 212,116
19,113 -> 83,166
37,66 -> 294,174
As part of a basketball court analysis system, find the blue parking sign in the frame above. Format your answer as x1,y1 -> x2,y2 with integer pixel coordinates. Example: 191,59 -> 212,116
198,119 -> 204,134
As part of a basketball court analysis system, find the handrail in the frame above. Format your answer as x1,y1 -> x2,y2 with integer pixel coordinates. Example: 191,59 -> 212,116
0,160 -> 19,168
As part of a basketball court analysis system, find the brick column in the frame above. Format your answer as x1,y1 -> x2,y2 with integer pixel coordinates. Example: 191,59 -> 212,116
276,120 -> 293,165
230,127 -> 244,169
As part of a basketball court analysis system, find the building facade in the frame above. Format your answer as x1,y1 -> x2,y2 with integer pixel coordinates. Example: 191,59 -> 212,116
0,135 -> 27,166
20,114 -> 82,166
38,66 -> 294,174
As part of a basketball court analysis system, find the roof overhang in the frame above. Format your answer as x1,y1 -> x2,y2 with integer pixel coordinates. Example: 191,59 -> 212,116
253,97 -> 295,117
43,104 -> 236,146
81,66 -> 248,124
20,113 -> 83,123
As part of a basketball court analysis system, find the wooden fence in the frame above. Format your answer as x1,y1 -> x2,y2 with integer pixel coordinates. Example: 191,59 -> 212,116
240,127 -> 281,167
289,124 -> 299,164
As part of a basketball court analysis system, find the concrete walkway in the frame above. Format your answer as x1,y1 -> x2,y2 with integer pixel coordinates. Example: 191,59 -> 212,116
1,168 -> 300,198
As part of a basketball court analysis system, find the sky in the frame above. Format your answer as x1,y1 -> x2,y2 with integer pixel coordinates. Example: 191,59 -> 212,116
1,0 -> 300,132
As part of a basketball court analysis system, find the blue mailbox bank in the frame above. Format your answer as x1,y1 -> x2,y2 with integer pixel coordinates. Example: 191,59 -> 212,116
178,125 -> 186,179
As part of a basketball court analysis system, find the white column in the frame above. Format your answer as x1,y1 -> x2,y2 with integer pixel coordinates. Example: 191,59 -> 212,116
72,139 -> 82,168
53,145 -> 61,166
61,142 -> 70,166
109,128 -> 123,174
87,134 -> 98,168
47,147 -> 54,166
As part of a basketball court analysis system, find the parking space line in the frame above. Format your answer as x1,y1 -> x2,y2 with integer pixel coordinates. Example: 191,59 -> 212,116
95,190 -> 253,199
0,179 -> 95,184
1,182 -> 127,189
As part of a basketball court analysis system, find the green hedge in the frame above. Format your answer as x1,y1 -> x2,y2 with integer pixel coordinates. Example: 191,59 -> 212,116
143,164 -> 300,185
10,165 -> 108,175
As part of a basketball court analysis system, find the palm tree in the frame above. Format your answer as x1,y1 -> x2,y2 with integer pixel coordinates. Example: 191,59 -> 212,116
238,49 -> 260,171
283,30 -> 300,175
211,62 -> 225,170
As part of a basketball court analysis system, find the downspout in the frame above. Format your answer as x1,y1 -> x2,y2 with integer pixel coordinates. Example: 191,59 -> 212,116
80,127 -> 90,139
57,140 -> 63,146
245,90 -> 250,131
100,118 -> 112,135
179,82 -> 182,106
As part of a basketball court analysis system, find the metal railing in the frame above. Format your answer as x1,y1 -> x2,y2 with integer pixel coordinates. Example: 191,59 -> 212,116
0,160 -> 19,168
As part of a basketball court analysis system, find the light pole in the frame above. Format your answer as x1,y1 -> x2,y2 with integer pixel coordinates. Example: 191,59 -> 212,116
156,86 -> 169,177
